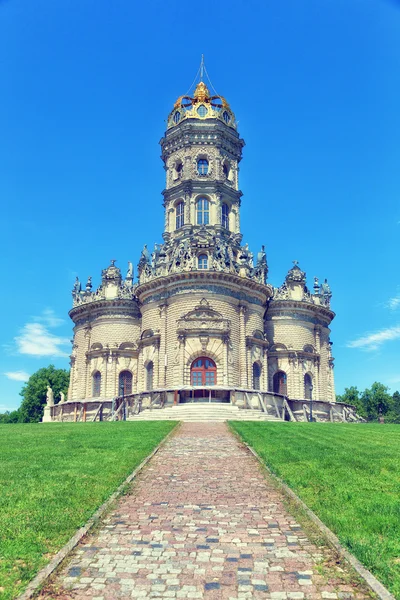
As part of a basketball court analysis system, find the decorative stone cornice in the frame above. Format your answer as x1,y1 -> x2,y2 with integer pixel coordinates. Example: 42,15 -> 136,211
136,270 -> 273,306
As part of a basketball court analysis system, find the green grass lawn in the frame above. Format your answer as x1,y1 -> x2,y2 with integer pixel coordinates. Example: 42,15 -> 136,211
230,422 -> 400,599
0,421 -> 176,600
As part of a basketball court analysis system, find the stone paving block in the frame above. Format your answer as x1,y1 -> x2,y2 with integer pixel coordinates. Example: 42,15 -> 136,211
40,423 -> 372,600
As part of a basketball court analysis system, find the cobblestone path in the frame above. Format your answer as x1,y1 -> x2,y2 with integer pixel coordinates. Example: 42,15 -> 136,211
48,423 -> 369,599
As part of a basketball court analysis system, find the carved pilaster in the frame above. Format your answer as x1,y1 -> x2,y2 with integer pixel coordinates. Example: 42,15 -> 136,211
239,304 -> 247,387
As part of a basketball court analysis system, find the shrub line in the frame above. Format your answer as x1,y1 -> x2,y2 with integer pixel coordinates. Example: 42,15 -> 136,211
17,422 -> 180,600
240,440 -> 395,600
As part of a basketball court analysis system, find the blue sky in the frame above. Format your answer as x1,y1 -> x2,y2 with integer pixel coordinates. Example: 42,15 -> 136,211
1,0 -> 400,411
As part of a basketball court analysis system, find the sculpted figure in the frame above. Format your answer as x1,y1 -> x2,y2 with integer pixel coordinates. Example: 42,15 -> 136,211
60,391 -> 66,403
73,277 -> 81,294
46,386 -> 54,407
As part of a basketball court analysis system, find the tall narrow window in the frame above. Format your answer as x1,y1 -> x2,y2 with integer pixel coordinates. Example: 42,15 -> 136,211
146,362 -> 154,391
253,363 -> 261,391
304,374 -> 313,400
273,371 -> 287,396
92,371 -> 101,397
197,159 -> 209,175
221,203 -> 229,229
196,198 -> 209,225
119,370 -> 132,395
198,254 -> 208,270
176,202 -> 184,229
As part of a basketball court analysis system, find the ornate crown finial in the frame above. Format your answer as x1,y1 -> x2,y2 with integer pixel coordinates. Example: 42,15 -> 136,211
193,81 -> 210,103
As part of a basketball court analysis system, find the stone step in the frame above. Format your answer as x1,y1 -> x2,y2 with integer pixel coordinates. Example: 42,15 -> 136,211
128,405 -> 282,422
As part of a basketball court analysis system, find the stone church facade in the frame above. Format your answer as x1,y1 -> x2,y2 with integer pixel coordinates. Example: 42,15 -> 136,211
66,80 -> 336,413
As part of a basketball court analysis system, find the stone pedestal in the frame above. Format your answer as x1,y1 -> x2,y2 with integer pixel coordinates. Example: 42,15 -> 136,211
42,406 -> 53,422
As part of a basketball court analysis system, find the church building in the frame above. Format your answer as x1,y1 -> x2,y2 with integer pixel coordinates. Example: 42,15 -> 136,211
46,76 -> 347,423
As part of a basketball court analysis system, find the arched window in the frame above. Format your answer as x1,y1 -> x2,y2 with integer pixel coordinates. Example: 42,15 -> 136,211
198,254 -> 208,270
173,111 -> 181,124
304,373 -> 313,400
197,159 -> 209,175
119,370 -> 132,395
146,362 -> 154,391
191,357 -> 217,386
176,202 -> 184,229
223,162 -> 230,178
222,111 -> 230,124
273,371 -> 287,396
221,203 -> 229,229
173,161 -> 183,180
253,363 -> 261,391
92,371 -> 101,397
196,198 -> 209,225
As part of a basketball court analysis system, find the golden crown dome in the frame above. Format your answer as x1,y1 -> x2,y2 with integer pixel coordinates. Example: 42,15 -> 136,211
168,81 -> 236,130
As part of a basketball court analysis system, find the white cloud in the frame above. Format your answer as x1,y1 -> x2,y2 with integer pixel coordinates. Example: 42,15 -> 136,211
387,295 -> 400,310
15,323 -> 70,358
14,310 -> 70,358
4,370 -> 30,382
36,308 -> 65,328
347,325 -> 400,351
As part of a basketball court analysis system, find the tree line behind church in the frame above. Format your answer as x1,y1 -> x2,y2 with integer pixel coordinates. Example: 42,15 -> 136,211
0,366 -> 399,423
0,365 -> 69,423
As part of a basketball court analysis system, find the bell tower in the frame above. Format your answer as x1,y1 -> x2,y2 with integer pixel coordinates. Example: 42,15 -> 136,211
161,80 -> 245,242
137,77 -> 268,285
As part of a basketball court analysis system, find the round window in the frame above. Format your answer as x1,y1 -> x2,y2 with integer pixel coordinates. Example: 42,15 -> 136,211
197,105 -> 208,117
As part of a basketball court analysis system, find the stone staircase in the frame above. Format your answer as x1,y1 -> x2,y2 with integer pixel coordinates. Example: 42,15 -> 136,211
128,403 -> 282,422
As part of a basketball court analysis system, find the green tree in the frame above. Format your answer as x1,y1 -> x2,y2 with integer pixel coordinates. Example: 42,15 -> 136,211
360,382 -> 394,421
19,365 -> 69,423
336,386 -> 366,417
0,409 -> 21,424
389,390 -> 400,423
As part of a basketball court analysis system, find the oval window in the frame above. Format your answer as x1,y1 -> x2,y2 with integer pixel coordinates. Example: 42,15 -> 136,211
197,105 -> 208,117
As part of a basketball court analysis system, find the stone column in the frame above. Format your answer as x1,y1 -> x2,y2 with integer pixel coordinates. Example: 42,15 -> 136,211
184,188 -> 192,225
288,353 -> 296,398
223,334 -> 230,386
263,348 -> 269,391
314,327 -> 321,400
113,352 -> 118,396
159,304 -> 168,387
179,335 -> 186,385
154,340 -> 160,388
314,356 -> 320,401
235,201 -> 241,233
216,192 -> 222,225
85,358 -> 91,399
239,304 -> 247,388
164,201 -> 169,233
137,347 -> 144,392
68,355 -> 76,400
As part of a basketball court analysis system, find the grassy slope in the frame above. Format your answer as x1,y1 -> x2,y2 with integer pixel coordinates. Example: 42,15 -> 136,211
0,421 -> 176,600
230,422 -> 400,599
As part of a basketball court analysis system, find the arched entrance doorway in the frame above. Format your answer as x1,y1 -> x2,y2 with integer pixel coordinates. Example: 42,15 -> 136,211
273,371 -> 287,396
119,370 -> 132,395
180,357 -> 227,403
191,357 -> 217,386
